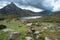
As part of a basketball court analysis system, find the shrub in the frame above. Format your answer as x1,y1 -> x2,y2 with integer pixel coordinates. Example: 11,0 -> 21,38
0,25 -> 7,30
0,18 -> 4,20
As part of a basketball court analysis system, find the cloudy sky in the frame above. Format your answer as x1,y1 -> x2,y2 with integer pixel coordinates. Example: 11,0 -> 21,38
0,0 -> 60,12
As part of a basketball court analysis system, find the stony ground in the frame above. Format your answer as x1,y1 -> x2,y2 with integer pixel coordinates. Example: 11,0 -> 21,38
0,19 -> 60,40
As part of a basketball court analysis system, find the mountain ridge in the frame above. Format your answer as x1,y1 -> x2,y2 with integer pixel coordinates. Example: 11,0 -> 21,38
0,2 -> 59,17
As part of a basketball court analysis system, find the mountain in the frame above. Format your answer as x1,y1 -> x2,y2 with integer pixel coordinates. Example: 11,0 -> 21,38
0,2 -> 52,17
0,2 -> 31,17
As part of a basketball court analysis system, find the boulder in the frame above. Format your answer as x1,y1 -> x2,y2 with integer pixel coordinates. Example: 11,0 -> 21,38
25,36 -> 32,40
26,23 -> 32,27
8,32 -> 20,40
2,29 -> 9,32
45,37 -> 57,40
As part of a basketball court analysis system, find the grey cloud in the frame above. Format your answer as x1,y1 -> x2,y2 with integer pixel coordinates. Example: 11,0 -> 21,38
0,0 -> 60,11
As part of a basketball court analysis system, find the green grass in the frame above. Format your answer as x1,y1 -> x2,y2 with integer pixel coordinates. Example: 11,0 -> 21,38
0,19 -> 28,40
0,19 -> 60,40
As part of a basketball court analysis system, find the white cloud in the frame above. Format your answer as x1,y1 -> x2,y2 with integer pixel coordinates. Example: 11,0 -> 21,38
0,0 -> 60,12
15,3 -> 44,12
20,6 -> 44,12
42,0 -> 55,7
52,0 -> 60,11
0,1 -> 10,9
0,1 -> 43,12
42,0 -> 60,11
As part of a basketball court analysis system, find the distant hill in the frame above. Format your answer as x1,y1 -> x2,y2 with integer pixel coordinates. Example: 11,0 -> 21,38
50,11 -> 60,20
42,11 -> 60,22
50,11 -> 60,16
